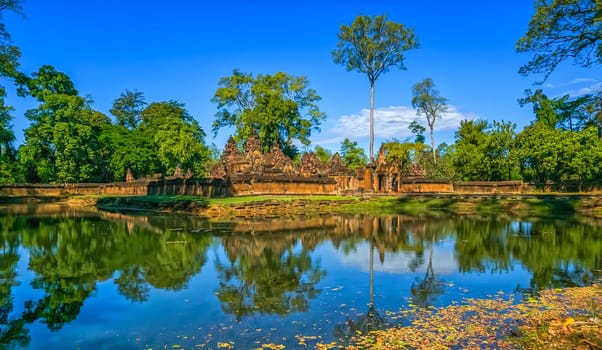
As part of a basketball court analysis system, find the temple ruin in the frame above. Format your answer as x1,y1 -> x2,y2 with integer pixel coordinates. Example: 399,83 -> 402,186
1,132 -> 532,198
206,130 -> 436,195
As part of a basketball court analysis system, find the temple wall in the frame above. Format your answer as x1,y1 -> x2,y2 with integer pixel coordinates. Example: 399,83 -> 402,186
0,184 -> 65,197
228,176 -> 337,195
146,178 -> 228,197
4,178 -> 600,198
0,178 -> 228,197
399,180 -> 454,193
454,181 -> 524,194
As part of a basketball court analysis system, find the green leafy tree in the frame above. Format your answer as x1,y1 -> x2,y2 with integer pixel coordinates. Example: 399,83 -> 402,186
340,138 -> 368,170
313,145 -> 333,165
411,78 -> 448,162
0,1 -> 25,183
454,120 -> 486,180
98,125 -> 158,181
520,89 -> 602,133
0,89 -> 18,183
139,101 -> 209,176
516,0 -> 601,81
16,65 -> 77,100
408,120 -> 426,144
415,142 -> 456,180
516,122 -> 602,187
453,120 -> 520,181
333,14 -> 419,161
211,69 -> 325,159
381,140 -> 427,175
17,66 -> 110,183
515,122 -> 561,184
0,0 -> 22,81
110,89 -> 146,129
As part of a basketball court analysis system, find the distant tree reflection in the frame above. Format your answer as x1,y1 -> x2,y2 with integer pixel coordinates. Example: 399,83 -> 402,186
333,240 -> 388,342
215,235 -> 325,321
0,207 -> 599,348
0,217 -> 31,348
410,231 -> 445,307
0,213 -> 212,340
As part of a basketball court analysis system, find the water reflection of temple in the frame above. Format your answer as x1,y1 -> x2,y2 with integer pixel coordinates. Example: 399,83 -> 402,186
219,215 -> 442,263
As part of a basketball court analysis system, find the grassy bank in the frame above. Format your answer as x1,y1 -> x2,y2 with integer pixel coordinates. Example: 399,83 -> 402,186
90,194 -> 602,218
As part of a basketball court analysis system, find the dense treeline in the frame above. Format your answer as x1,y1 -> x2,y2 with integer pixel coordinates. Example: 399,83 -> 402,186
0,0 -> 600,187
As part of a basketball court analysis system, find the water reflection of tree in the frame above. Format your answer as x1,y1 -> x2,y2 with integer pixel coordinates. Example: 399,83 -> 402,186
215,235 -> 325,321
454,218 -> 602,293
410,230 -> 445,308
332,216 -> 424,341
333,239 -> 387,341
0,217 -> 31,348
0,214 -> 213,345
513,221 -> 602,293
0,209 -> 600,346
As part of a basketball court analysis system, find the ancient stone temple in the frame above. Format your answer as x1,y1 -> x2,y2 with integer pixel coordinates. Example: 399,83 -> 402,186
209,131 -> 361,195
212,132 -> 300,178
372,144 -> 402,192
299,152 -> 326,177
204,131 -> 455,195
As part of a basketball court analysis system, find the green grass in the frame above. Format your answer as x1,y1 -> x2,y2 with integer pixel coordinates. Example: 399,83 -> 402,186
95,194 -> 360,211
209,194 -> 357,205
87,193 -> 600,217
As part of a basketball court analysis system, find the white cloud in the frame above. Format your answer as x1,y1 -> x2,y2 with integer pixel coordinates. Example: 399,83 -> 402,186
337,241 -> 458,274
547,78 -> 601,97
570,77 -> 598,85
545,77 -> 597,89
573,82 -> 602,96
314,105 -> 475,147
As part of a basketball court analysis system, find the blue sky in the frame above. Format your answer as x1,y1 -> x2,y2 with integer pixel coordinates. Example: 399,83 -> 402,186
4,0 -> 600,156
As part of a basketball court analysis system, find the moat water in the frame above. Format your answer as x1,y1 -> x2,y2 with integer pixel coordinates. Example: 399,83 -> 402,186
0,204 -> 600,349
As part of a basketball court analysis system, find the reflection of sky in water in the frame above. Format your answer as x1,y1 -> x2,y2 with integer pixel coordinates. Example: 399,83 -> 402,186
3,212 -> 598,349
20,237 -> 537,349
314,240 -> 534,312
336,240 -> 458,274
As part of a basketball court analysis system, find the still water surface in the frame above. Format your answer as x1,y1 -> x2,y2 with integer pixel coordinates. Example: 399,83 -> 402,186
0,204 -> 600,349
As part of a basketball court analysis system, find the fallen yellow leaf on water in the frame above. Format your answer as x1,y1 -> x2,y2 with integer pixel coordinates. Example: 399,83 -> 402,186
563,317 -> 576,326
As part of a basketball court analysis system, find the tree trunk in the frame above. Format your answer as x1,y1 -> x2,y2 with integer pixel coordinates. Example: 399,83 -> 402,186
430,125 -> 436,162
370,80 -> 375,163
369,239 -> 374,309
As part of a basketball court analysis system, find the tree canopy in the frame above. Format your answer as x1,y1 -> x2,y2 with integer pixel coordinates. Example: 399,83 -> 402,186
333,14 -> 419,161
453,120 -> 520,181
0,0 -> 23,183
339,138 -> 368,170
139,101 -> 209,176
211,69 -> 325,159
17,66 -> 110,182
516,0 -> 601,81
411,78 -> 448,162
110,89 -> 146,129
0,0 -> 22,81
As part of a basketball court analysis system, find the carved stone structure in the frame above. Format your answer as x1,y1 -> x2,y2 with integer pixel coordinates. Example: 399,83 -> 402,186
173,166 -> 183,178
18,132 -> 457,197
125,168 -> 134,183
212,132 -> 302,178
299,153 -> 326,177
208,132 -> 361,195
208,133 -> 441,194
